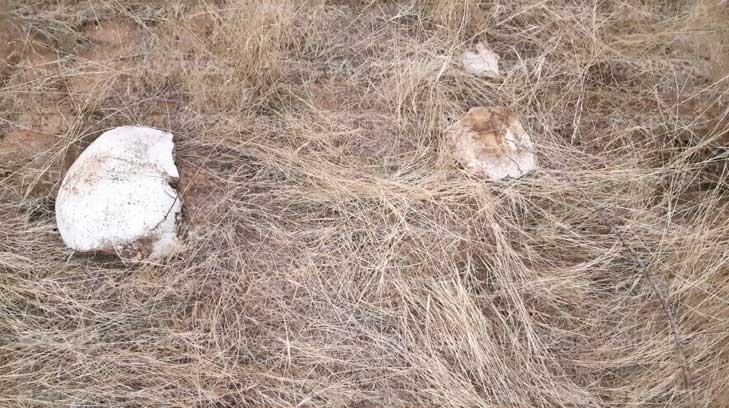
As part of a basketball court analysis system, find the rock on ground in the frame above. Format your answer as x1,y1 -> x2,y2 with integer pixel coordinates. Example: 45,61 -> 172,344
55,126 -> 182,259
462,43 -> 500,78
445,107 -> 537,180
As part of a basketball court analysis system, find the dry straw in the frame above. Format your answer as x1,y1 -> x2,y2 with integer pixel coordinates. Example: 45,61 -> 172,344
1,0 -> 729,407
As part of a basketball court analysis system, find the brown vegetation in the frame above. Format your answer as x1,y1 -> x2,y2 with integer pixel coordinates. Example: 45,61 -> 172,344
2,0 -> 729,407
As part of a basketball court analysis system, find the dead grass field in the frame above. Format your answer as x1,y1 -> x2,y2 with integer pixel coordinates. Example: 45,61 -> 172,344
2,0 -> 729,407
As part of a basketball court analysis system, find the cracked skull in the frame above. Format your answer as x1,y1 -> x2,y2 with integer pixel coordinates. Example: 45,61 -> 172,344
55,126 -> 182,258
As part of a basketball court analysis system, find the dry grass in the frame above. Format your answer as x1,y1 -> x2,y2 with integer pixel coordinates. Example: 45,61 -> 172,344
2,0 -> 729,407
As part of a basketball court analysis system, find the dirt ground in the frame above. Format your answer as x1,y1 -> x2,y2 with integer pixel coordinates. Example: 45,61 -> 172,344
2,1 -> 729,407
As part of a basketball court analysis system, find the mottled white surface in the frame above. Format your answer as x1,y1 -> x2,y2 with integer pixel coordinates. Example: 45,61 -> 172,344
462,43 -> 500,78
447,107 -> 537,181
56,126 -> 182,258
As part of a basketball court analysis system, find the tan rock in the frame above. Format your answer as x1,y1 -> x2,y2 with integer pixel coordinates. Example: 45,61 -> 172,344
445,107 -> 537,180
